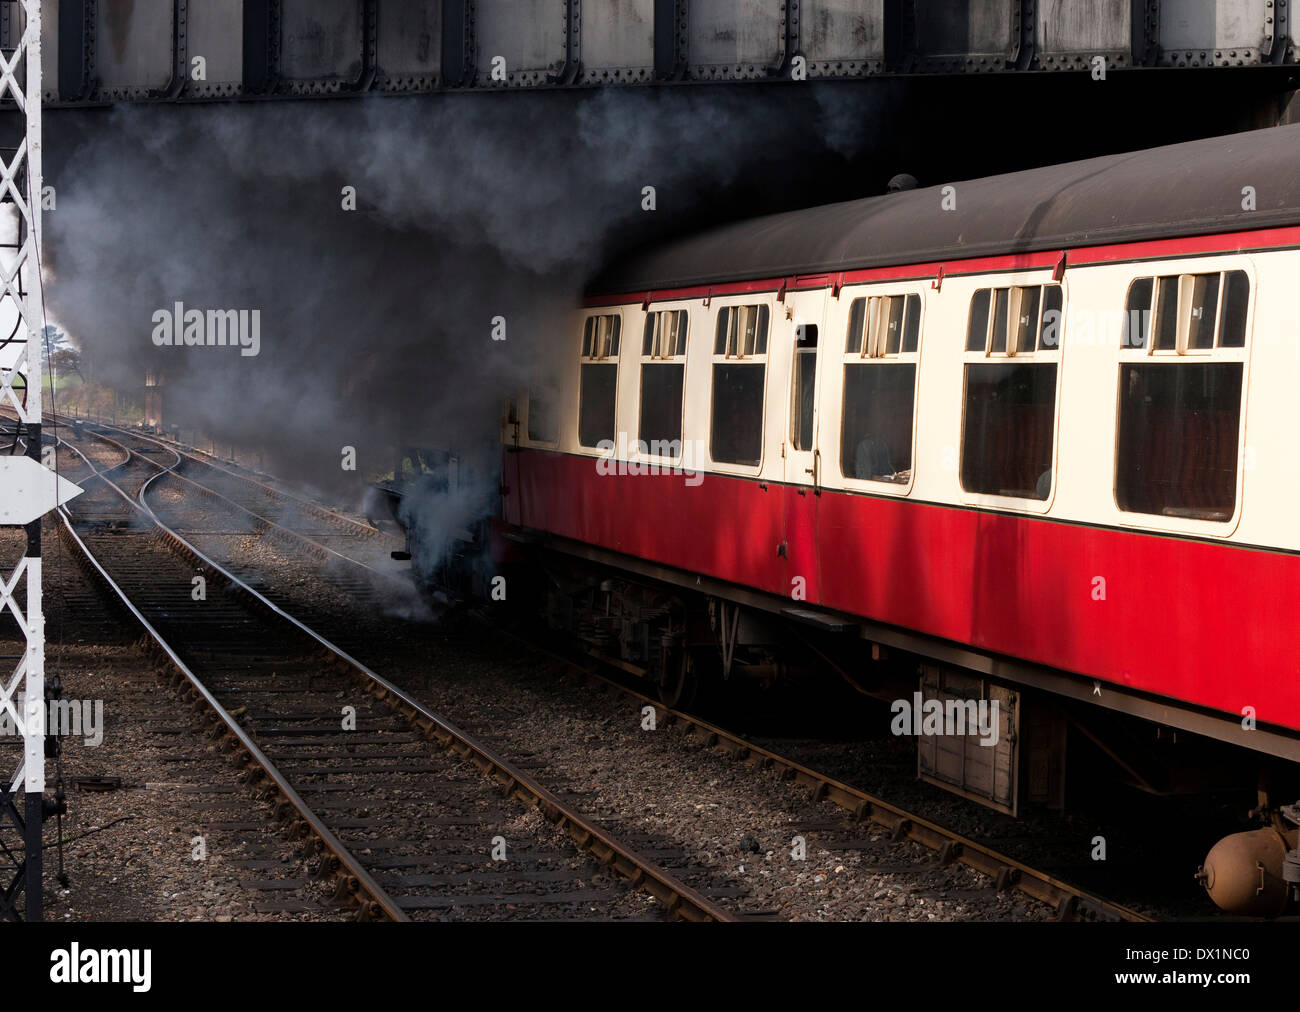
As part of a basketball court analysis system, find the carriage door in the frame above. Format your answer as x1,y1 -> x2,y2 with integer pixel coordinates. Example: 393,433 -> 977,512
782,289 -> 825,604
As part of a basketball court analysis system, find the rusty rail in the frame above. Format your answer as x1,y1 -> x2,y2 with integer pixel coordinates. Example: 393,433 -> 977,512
509,634 -> 1154,923
54,427 -> 736,923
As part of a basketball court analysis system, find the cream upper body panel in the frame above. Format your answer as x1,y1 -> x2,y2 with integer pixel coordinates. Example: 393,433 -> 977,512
526,245 -> 1297,551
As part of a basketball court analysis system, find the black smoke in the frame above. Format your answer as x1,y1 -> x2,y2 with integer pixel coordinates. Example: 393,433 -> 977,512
42,87 -> 898,492
39,72 -> 1290,499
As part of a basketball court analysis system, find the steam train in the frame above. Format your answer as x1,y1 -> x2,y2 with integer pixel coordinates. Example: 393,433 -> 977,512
479,123 -> 1300,915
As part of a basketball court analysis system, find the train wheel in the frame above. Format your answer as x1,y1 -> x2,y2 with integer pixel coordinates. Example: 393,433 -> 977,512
658,647 -> 699,711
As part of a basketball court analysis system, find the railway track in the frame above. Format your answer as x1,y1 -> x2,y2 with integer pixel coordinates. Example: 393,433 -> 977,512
34,417 -> 1150,921
60,418 -> 384,544
45,421 -> 737,922
0,536 -> 348,921
524,645 -> 1152,922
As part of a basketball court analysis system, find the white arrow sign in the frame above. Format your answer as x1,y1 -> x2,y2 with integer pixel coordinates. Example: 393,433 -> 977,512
0,456 -> 83,525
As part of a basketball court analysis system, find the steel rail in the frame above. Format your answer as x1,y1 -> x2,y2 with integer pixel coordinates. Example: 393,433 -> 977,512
77,416 -> 381,539
54,436 -> 410,921
118,431 -> 393,578
57,429 -> 737,923
55,422 -> 1141,921
508,633 -> 1155,923
53,420 -> 1145,922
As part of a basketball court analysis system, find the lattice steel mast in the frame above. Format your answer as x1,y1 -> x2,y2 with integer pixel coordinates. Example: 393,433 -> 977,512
0,0 -> 46,922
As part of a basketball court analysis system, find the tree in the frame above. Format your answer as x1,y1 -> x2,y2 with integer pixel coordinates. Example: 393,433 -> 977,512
50,348 -> 83,382
40,324 -> 69,354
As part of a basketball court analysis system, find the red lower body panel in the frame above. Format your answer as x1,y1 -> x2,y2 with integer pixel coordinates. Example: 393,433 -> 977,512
505,449 -> 1299,732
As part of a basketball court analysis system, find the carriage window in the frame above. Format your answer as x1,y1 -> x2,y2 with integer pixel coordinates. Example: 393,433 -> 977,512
1124,278 -> 1153,348
847,299 -> 867,354
1116,364 -> 1243,520
841,293 -> 922,483
712,304 -> 770,466
791,325 -> 818,452
1013,286 -> 1041,352
1220,271 -> 1250,347
966,289 -> 991,352
714,304 -> 770,356
962,284 -> 1062,500
1185,273 -> 1219,350
990,288 -> 1010,354
1040,285 -> 1064,349
578,314 -> 621,448
528,390 -> 557,443
966,284 -> 1061,356
842,365 -> 917,482
847,293 -> 921,358
962,364 -> 1058,499
1126,270 -> 1248,353
640,310 -> 688,454
1116,271 -> 1249,521
1154,277 -> 1179,351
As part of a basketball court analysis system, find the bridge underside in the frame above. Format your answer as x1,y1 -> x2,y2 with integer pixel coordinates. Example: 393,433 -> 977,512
17,0 -> 1300,106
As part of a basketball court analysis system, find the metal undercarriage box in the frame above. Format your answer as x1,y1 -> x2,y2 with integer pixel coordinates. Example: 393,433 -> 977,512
917,665 -> 1020,815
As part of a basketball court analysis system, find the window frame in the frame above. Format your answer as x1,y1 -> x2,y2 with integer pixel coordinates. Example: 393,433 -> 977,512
523,386 -> 559,447
576,310 -> 623,452
636,307 -> 690,462
789,321 -> 820,455
1120,268 -> 1251,360
1112,259 -> 1254,536
957,277 -> 1067,513
836,288 -> 925,495
708,298 -> 773,471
